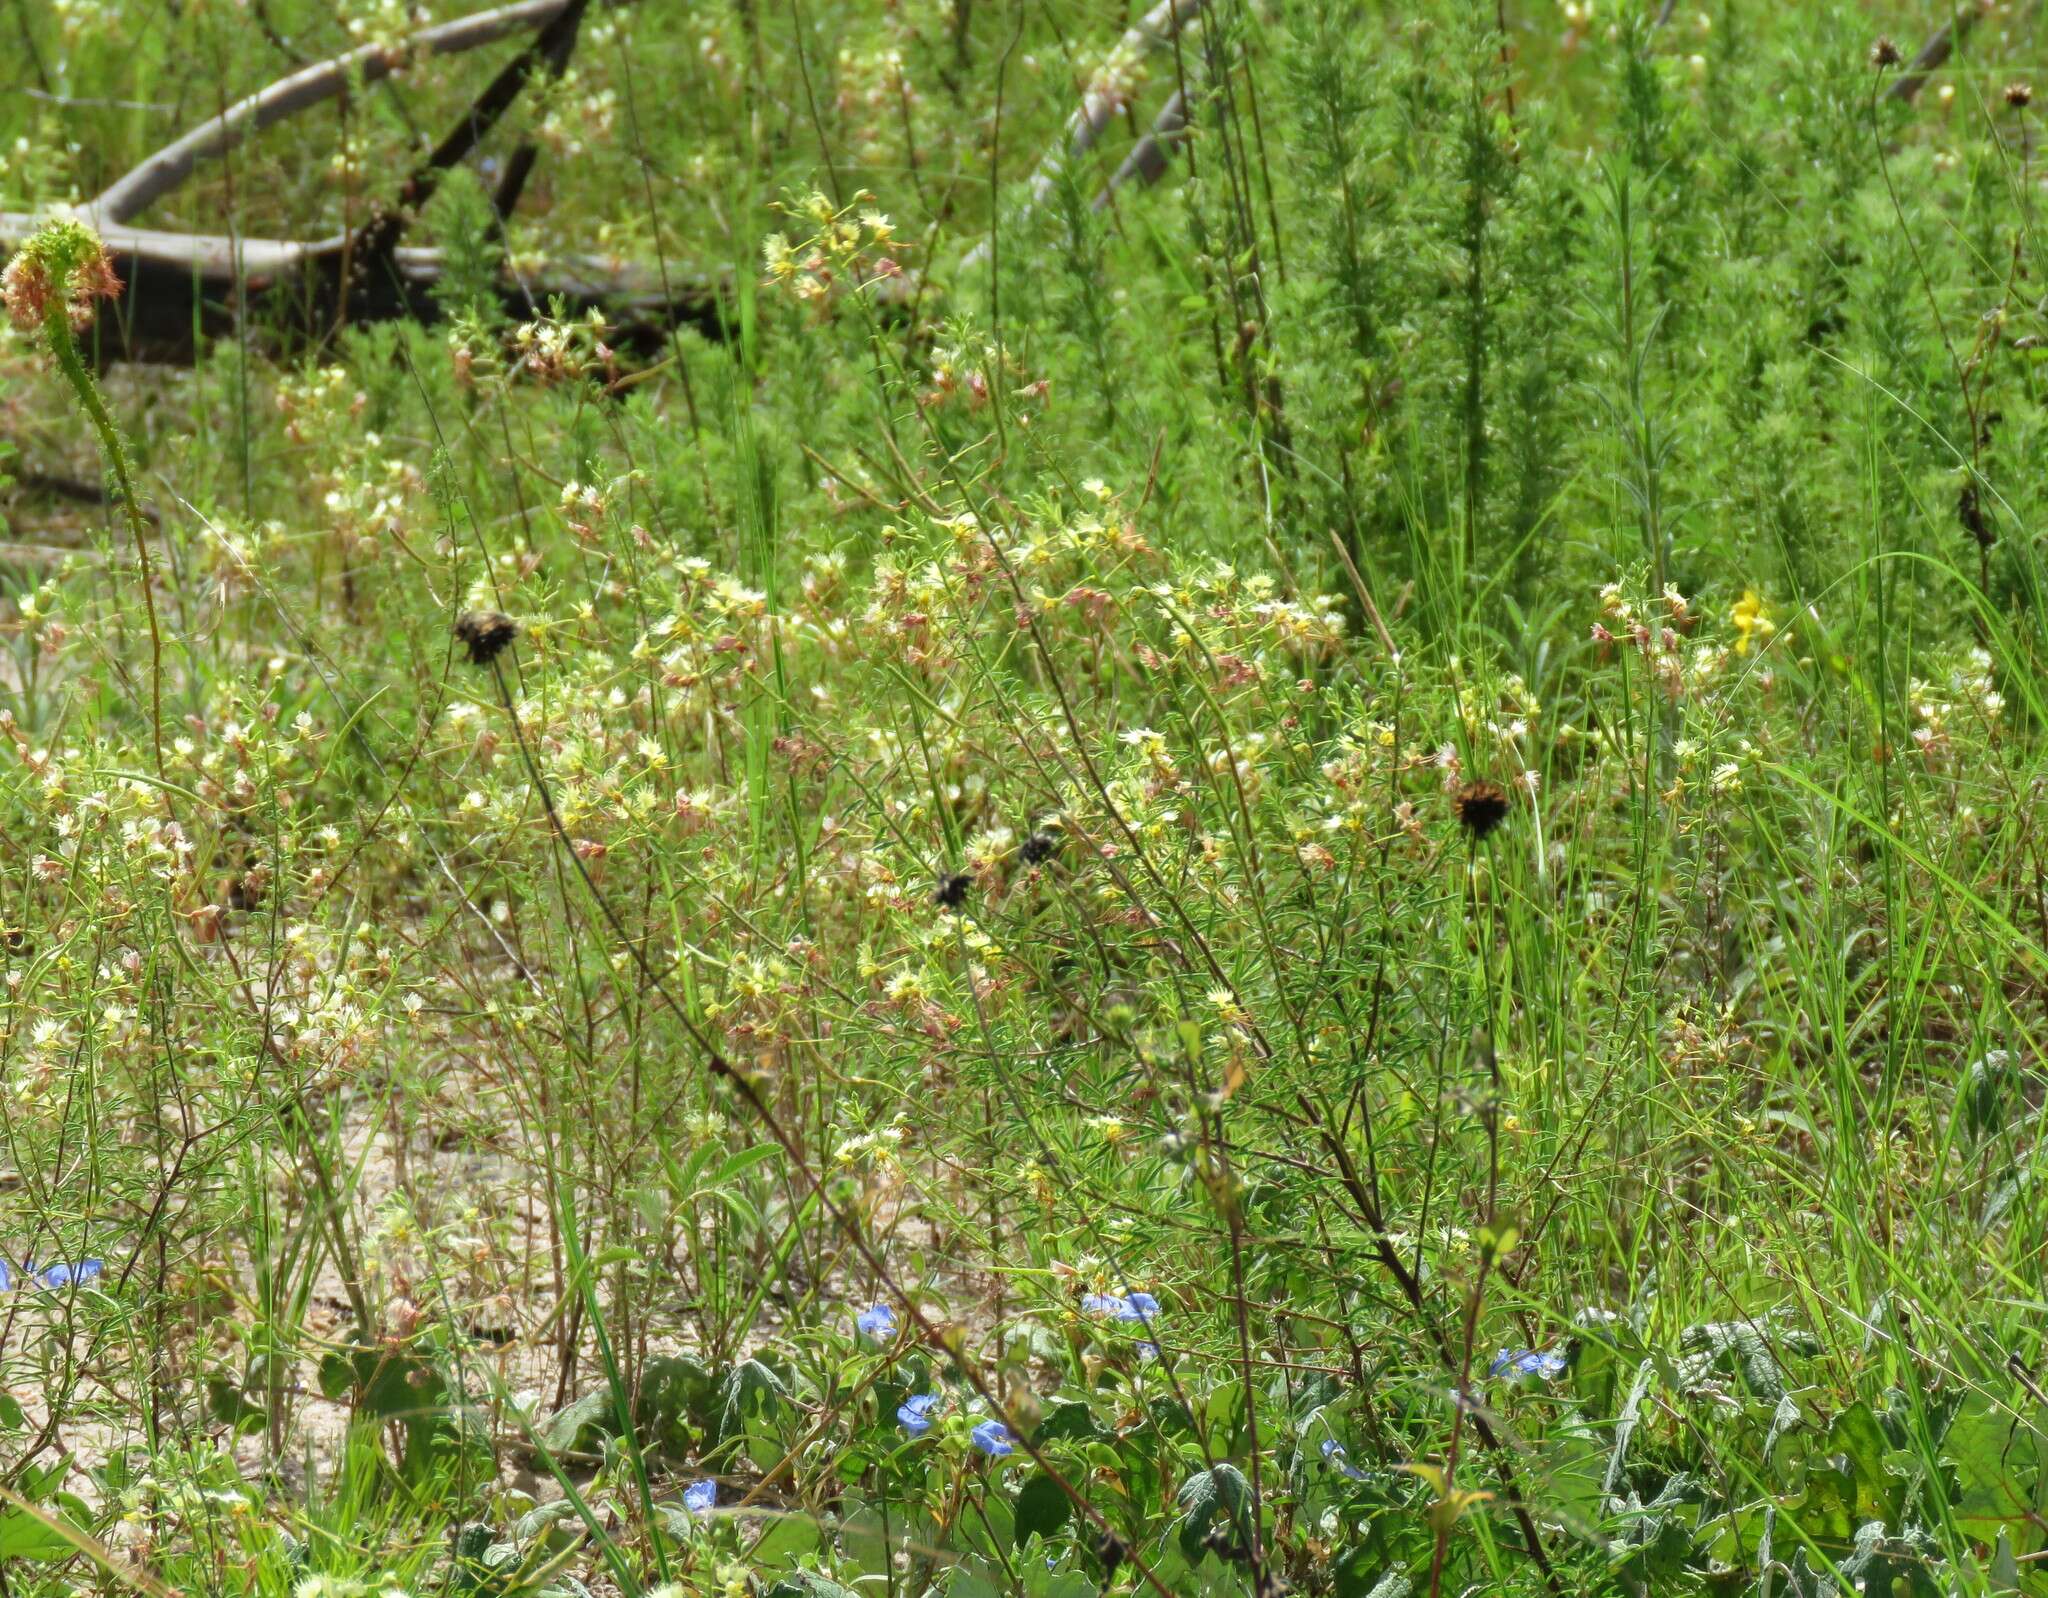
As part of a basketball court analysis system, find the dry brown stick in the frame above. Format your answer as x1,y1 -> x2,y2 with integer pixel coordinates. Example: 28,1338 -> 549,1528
356,0 -> 592,263
1093,86 -> 1190,209
1885,1 -> 1993,103
90,0 -> 577,224
963,0 -> 1208,270
0,210 -> 716,364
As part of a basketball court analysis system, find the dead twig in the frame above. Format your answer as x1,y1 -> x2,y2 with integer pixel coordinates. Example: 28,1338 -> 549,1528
355,0 -> 593,263
1095,87 -> 1190,209
1886,2 -> 1992,104
964,0 -> 1209,271
91,0 -> 579,225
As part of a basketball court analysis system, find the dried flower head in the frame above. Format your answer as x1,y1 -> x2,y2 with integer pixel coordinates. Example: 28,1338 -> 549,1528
453,610 -> 520,666
2,219 -> 122,333
2008,82 -> 2035,109
1869,36 -> 1901,69
1452,779 -> 1511,841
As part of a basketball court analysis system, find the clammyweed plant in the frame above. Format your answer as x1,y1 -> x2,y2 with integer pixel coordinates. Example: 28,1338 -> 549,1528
2,219 -> 165,772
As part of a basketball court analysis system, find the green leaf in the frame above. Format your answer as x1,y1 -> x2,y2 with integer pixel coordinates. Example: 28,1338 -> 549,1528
1948,1394 -> 2037,1531
763,1571 -> 860,1598
0,1507 -> 77,1561
712,1143 -> 783,1185
206,1372 -> 269,1435
750,1507 -> 825,1568
719,1357 -> 788,1438
1175,1462 -> 1250,1561
1014,1471 -> 1072,1549
537,1391 -> 614,1457
637,1353 -> 718,1455
1828,1400 -> 1903,1523
1036,1401 -> 1102,1444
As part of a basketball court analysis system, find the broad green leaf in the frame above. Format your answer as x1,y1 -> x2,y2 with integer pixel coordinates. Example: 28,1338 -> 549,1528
1014,1471 -> 1072,1549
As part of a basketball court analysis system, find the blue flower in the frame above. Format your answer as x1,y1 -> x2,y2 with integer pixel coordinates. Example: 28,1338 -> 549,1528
1137,1340 -> 1161,1362
1488,1347 -> 1567,1381
1320,1439 -> 1368,1481
1115,1292 -> 1160,1323
857,1302 -> 898,1338
970,1420 -> 1014,1457
1081,1293 -> 1127,1317
23,1259 -> 101,1291
898,1394 -> 940,1436
0,1258 -> 10,1292
683,1479 -> 716,1516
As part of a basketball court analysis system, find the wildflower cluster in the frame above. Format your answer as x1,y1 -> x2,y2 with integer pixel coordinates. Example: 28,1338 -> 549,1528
762,190 -> 910,312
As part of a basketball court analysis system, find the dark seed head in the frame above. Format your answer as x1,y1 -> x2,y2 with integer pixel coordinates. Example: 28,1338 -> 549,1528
1869,36 -> 1901,68
1096,1531 -> 1128,1575
453,610 -> 519,666
2008,81 -> 2035,109
1021,829 -> 1058,865
1959,482 -> 1993,548
1453,779 -> 1511,841
934,871 -> 972,909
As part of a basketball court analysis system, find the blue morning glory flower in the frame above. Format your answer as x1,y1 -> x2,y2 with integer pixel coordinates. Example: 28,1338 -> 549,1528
898,1394 -> 940,1436
1488,1347 -> 1567,1380
970,1420 -> 1014,1456
1081,1293 -> 1127,1317
0,1258 -> 11,1292
1137,1340 -> 1161,1362
1320,1439 -> 1369,1481
683,1479 -> 716,1515
1120,1292 -> 1160,1320
857,1302 -> 898,1338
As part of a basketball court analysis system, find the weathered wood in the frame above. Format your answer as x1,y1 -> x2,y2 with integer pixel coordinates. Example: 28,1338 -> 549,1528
963,0 -> 1208,272
90,0 -> 579,225
0,210 -> 719,365
0,0 -> 717,366
1885,3 -> 1992,104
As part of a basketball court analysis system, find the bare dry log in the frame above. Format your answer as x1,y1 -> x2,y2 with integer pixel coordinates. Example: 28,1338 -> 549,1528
90,0 -> 579,226
356,0 -> 591,261
1,0 -> 719,365
1094,87 -> 1190,210
1885,2 -> 1994,104
0,210 -> 718,364
963,0 -> 1207,272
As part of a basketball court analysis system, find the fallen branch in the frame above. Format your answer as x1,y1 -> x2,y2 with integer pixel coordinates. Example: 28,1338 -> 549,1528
0,0 -> 712,366
355,0 -> 592,262
90,0 -> 578,225
964,0 -> 1208,271
1885,1 -> 1992,104
1094,87 -> 1190,210
0,210 -> 718,365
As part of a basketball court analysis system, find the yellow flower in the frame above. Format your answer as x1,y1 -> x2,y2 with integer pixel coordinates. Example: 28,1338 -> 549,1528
1731,589 -> 1775,656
